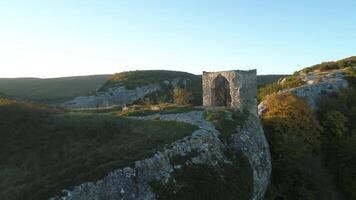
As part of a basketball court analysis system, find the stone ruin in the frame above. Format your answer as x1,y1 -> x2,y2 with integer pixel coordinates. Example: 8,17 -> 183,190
202,69 -> 258,115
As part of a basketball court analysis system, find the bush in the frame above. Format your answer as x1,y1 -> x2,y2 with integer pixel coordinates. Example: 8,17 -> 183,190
262,93 -> 321,199
150,151 -> 253,200
174,87 -> 194,105
258,75 -> 305,101
316,88 -> 356,199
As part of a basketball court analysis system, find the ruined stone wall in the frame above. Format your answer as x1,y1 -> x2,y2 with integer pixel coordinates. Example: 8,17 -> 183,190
202,70 -> 258,115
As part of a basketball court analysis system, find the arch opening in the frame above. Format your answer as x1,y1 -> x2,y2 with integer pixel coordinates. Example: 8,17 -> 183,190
212,75 -> 232,107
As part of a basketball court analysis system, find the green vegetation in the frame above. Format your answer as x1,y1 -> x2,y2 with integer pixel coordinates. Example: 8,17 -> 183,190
258,74 -> 305,101
257,75 -> 289,88
316,88 -> 356,199
345,66 -> 356,88
259,57 -> 356,102
0,98 -> 198,200
302,56 -> 356,74
69,105 -> 123,114
173,87 -> 194,105
263,86 -> 356,200
101,70 -> 202,105
169,150 -> 200,166
118,104 -> 202,117
100,70 -> 287,106
150,150 -> 253,200
204,109 -> 249,144
262,93 -> 322,200
0,75 -> 109,103
99,70 -> 200,90
0,70 -> 286,107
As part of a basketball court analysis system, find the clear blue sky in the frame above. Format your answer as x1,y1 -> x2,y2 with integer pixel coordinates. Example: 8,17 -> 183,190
0,0 -> 355,78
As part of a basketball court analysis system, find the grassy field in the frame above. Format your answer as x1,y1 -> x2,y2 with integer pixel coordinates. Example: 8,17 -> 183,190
0,75 -> 109,103
0,98 -> 198,200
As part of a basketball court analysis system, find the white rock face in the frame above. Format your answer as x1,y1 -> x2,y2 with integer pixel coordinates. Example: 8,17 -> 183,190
259,69 -> 349,115
288,69 -> 348,109
62,83 -> 160,108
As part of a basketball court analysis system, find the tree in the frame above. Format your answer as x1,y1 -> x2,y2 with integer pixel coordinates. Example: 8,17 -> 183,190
263,93 -> 322,200
322,111 -> 348,141
173,88 -> 194,105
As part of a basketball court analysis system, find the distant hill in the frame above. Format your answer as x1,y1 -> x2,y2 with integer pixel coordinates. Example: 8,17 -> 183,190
100,70 -> 201,91
0,71 -> 288,105
0,75 -> 109,103
257,74 -> 289,88
302,56 -> 356,73
259,56 -> 356,101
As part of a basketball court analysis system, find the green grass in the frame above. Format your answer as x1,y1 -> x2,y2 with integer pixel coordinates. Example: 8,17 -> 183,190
257,74 -> 289,88
258,73 -> 306,101
99,70 -> 200,91
301,56 -> 356,73
0,75 -> 109,103
100,70 -> 203,105
119,104 -> 202,117
150,149 -> 253,200
345,66 -> 356,88
258,56 -> 356,101
204,109 -> 248,144
0,98 -> 198,200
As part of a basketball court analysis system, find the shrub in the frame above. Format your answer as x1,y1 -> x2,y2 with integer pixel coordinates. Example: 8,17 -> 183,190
174,87 -> 194,105
262,93 -> 321,199
150,151 -> 252,200
258,75 -> 305,101
316,87 -> 356,199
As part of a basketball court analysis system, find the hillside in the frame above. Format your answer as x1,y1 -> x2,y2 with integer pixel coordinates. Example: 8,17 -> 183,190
0,98 -> 199,200
62,71 -> 288,109
0,96 -> 268,200
301,56 -> 356,73
0,71 -> 285,106
0,75 -> 109,103
258,56 -> 356,200
257,74 -> 288,88
259,57 -> 356,101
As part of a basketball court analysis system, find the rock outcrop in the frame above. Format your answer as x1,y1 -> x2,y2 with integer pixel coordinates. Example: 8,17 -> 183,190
62,84 -> 161,109
61,77 -> 190,109
259,69 -> 349,115
51,110 -> 271,200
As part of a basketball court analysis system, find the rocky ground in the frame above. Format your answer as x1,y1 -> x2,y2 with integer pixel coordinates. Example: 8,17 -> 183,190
259,69 -> 349,115
52,110 -> 271,200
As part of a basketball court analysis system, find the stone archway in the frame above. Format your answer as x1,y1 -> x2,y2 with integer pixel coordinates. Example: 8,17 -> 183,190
211,74 -> 231,107
202,70 -> 257,113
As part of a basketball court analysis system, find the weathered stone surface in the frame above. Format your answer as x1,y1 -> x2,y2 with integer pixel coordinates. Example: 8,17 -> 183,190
51,111 -> 225,200
232,114 -> 271,200
52,110 -> 271,200
258,69 -> 349,115
203,70 -> 258,115
62,77 -> 188,109
62,83 -> 160,108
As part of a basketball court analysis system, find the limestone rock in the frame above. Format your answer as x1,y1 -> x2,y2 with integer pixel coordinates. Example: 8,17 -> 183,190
62,83 -> 160,109
51,111 -> 271,200
258,69 -> 349,114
